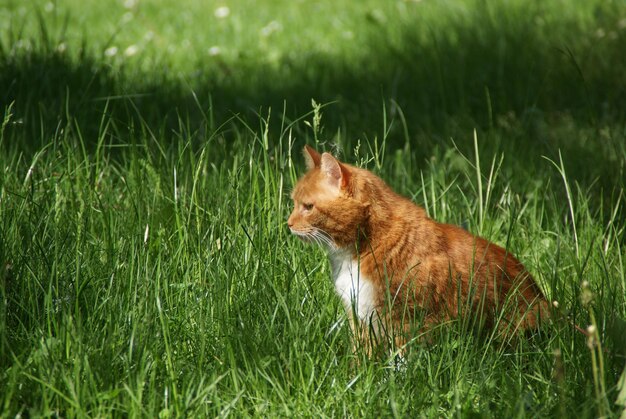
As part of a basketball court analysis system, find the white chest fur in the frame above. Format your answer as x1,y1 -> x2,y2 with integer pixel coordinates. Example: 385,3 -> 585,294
329,251 -> 377,323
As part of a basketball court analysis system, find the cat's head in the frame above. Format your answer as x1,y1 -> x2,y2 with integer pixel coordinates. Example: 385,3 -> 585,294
287,146 -> 369,249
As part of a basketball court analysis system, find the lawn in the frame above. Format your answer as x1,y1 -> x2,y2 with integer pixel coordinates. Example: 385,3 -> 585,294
1,0 -> 625,417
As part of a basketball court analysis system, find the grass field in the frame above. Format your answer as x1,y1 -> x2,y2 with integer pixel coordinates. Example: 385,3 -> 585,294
1,0 -> 626,416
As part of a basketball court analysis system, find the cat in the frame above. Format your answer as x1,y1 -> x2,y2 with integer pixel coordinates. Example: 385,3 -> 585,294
287,145 -> 549,355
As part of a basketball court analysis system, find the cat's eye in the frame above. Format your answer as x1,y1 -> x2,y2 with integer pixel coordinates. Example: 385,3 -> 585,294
302,203 -> 314,211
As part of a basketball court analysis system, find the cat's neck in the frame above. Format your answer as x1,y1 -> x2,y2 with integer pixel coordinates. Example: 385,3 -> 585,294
341,174 -> 432,258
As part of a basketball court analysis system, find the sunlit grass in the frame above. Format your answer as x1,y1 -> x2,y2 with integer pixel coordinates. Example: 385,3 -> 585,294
1,104 -> 625,416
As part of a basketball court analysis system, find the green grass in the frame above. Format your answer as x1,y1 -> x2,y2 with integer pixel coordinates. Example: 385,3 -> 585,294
1,0 -> 626,417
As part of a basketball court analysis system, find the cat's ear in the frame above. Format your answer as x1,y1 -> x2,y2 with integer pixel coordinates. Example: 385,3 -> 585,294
303,145 -> 321,170
321,152 -> 350,189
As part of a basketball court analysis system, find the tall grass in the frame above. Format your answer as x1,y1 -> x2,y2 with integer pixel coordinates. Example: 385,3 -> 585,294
1,104 -> 625,416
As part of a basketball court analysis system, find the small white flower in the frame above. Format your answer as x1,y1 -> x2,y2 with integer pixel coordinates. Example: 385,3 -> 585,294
121,12 -> 134,24
15,39 -> 32,50
208,46 -> 221,56
267,49 -> 281,63
124,0 -> 138,8
552,300 -> 559,308
124,45 -> 139,56
104,46 -> 118,57
260,20 -> 282,37
367,9 -> 386,24
587,324 -> 596,334
44,2 -> 54,12
214,6 -> 230,19
56,42 -> 67,53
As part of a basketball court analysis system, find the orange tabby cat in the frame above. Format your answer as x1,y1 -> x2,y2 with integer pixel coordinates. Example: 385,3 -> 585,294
288,145 -> 548,354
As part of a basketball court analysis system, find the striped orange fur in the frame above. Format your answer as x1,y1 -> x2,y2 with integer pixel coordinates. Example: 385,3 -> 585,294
288,145 -> 548,354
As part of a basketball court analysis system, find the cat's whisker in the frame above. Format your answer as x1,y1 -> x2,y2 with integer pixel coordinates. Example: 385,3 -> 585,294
309,234 -> 321,247
316,228 -> 334,242
297,229 -> 326,249
314,228 -> 334,243
313,228 -> 337,250
311,232 -> 327,248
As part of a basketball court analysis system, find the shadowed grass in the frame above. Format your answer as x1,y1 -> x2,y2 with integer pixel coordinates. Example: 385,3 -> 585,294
1,1 -> 625,174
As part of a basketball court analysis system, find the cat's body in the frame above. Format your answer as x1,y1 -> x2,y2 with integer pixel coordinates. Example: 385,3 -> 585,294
288,146 -> 548,353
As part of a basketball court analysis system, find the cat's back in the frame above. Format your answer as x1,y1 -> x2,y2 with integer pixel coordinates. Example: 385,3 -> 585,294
438,221 -> 546,307
439,222 -> 526,278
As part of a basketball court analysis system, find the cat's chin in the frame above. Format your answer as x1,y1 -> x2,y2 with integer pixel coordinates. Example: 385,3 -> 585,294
296,235 -> 314,244
290,230 -> 314,243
